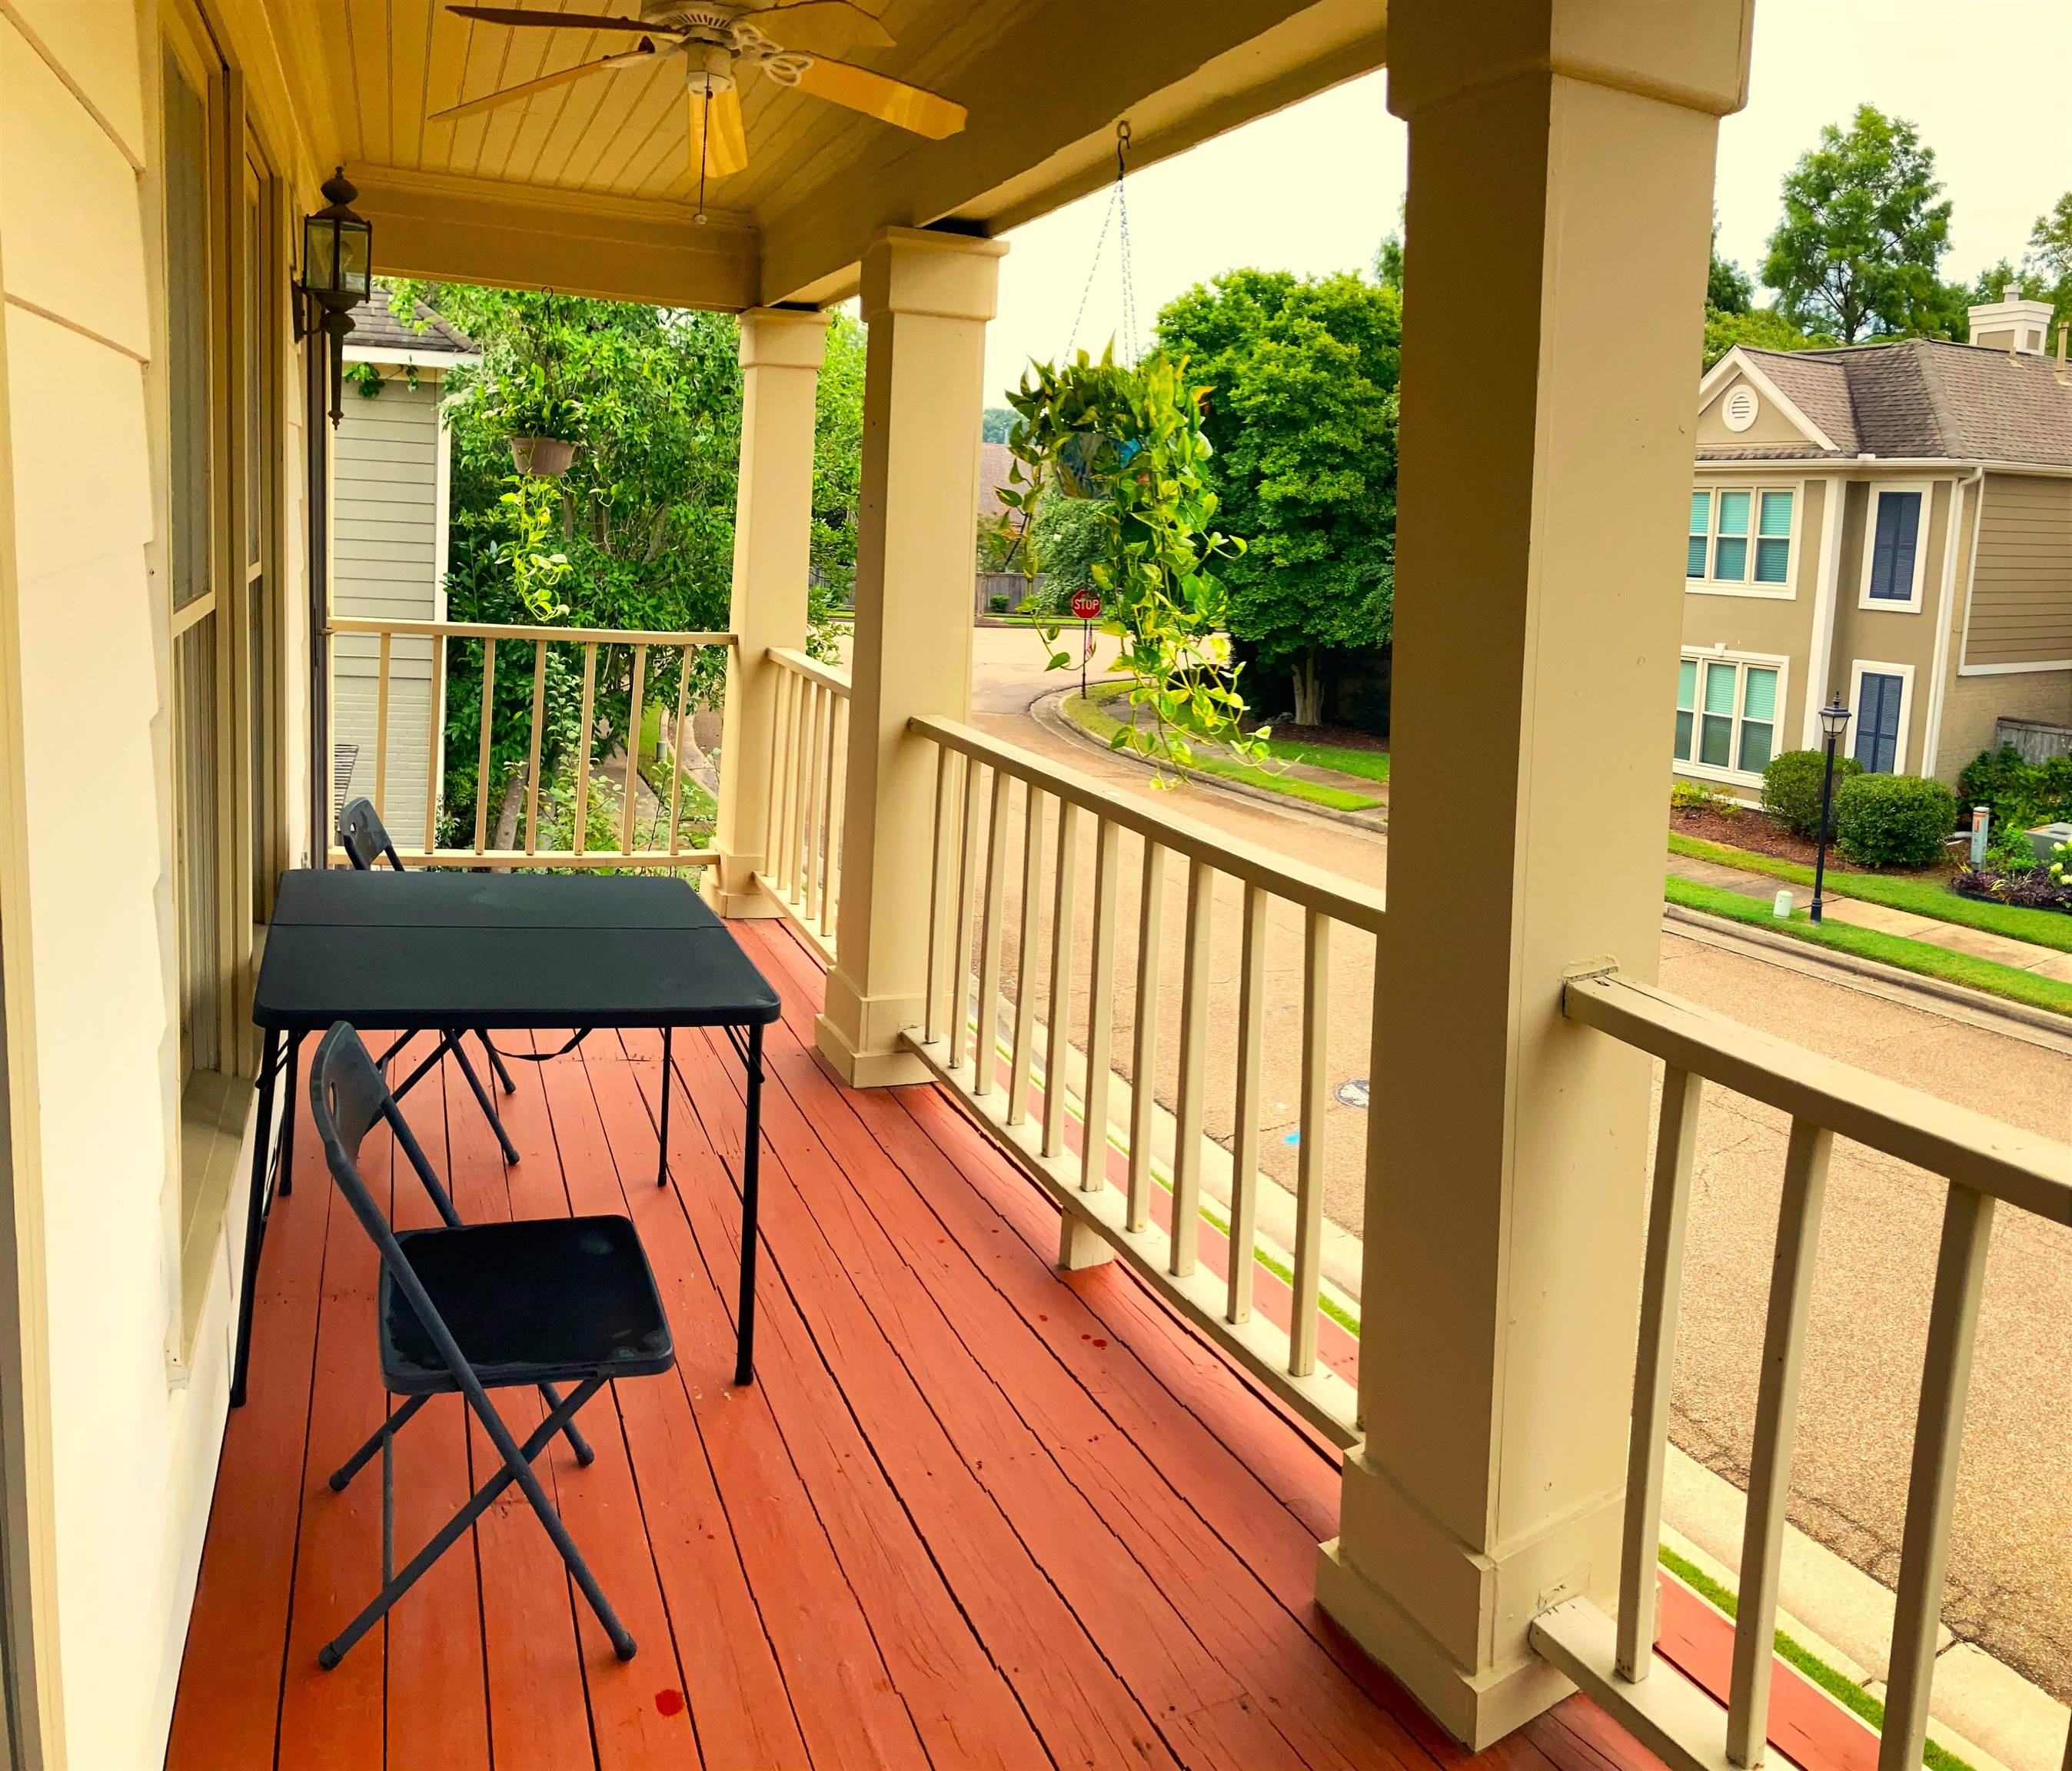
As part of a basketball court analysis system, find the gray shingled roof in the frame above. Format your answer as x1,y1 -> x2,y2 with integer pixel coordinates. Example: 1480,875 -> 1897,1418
344,284 -> 475,356
1704,337 -> 2072,468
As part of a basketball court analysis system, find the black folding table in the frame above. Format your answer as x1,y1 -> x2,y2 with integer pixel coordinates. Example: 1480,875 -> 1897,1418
234,870 -> 780,1407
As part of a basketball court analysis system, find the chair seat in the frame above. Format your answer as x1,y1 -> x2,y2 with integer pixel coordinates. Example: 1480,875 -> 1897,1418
381,1215 -> 673,1395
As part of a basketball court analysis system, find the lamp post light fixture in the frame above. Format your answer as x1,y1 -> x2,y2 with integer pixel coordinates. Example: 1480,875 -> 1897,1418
298,168 -> 372,428
1811,694 -> 1851,925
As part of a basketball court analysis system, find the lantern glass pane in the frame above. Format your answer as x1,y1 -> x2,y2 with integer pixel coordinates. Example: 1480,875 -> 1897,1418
304,214 -> 337,293
338,220 -> 371,297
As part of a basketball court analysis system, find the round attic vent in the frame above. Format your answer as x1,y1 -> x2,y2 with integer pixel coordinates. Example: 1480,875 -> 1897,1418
1722,385 -> 1759,432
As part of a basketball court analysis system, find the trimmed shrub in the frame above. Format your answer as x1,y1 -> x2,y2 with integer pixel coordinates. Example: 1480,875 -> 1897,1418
1834,773 -> 1957,869
1761,748 -> 1862,839
1957,744 -> 2072,836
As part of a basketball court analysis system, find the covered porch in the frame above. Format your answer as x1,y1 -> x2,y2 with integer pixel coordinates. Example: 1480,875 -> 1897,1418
166,916 -> 1649,1771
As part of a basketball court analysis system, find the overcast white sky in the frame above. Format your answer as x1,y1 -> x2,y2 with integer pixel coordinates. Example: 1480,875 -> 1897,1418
981,1 -> 2072,404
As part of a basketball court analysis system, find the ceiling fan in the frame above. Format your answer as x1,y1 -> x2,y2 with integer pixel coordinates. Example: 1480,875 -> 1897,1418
431,2 -> 966,199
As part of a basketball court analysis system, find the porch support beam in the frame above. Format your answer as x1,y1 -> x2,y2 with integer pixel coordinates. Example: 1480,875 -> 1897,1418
816,227 -> 1006,1086
710,308 -> 830,915
1314,0 -> 1752,1749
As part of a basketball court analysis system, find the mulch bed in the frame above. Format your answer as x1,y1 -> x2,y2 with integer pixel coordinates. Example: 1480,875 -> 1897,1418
1669,805 -> 1949,882
1248,718 -> 1390,755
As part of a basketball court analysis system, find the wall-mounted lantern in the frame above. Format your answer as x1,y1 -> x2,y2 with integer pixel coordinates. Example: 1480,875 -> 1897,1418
298,168 -> 372,427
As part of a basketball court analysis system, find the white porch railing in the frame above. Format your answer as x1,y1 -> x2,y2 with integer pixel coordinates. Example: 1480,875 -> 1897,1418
327,616 -> 731,869
902,716 -> 1376,1447
757,646 -> 849,958
1535,971 -> 2072,1771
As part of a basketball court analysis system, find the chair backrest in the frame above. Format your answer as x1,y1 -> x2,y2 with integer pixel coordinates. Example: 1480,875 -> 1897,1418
339,796 -> 404,872
310,1022 -> 461,1241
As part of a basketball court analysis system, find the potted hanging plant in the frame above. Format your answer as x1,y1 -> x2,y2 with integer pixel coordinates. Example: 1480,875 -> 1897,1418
501,364 -> 584,479
998,346 -> 1259,774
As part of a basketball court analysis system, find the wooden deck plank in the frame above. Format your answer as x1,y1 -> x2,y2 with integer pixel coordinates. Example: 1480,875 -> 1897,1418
568,1039 -> 933,1771
439,1030 -> 599,1771
384,1058 -> 493,1771
166,1046 -> 338,1771
615,1028 -> 1174,1771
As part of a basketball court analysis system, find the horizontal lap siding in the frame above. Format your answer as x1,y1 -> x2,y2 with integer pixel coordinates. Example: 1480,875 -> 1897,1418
333,377 -> 443,832
1965,475 -> 2072,666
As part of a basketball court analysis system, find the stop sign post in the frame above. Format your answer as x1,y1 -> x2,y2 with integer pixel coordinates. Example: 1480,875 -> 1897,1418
1069,590 -> 1102,696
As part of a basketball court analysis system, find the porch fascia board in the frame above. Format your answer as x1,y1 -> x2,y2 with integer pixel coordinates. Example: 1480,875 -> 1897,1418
350,165 -> 760,312
757,0 -> 1386,307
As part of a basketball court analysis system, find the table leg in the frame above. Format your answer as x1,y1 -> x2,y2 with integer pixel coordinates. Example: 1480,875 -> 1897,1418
657,1027 -> 672,1188
231,1027 -> 284,1408
278,1032 -> 304,1197
733,1023 -> 763,1387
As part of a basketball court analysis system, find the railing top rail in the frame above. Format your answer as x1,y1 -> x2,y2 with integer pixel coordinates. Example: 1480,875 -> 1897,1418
329,616 -> 737,648
1565,971 -> 2072,1224
910,714 -> 1388,935
767,646 -> 852,696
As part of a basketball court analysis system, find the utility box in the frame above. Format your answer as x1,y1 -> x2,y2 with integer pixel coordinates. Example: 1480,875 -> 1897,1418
2028,822 -> 2072,866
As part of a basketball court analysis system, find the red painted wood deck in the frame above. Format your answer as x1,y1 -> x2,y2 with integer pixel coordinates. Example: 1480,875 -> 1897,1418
168,917 -> 1665,1771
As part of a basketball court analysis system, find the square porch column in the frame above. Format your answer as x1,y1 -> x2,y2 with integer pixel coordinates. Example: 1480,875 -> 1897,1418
710,307 -> 829,915
816,227 -> 1006,1086
1314,0 -> 1752,1748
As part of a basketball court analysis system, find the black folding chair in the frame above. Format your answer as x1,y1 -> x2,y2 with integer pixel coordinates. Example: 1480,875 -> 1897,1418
338,796 -> 523,1165
308,1020 -> 675,1669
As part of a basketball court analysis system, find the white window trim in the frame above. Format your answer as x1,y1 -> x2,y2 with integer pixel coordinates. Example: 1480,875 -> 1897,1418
1675,648 -> 1791,787
1686,481 -> 1802,600
1856,479 -> 1935,614
1845,658 -> 1916,776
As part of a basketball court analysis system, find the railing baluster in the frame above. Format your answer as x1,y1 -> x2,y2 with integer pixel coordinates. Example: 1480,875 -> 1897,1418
816,684 -> 840,926
1080,817 -> 1119,1194
667,644 -> 691,857
373,629 -> 392,820
1617,1065 -> 1705,1682
1169,859 -> 1214,1278
1127,841 -> 1166,1234
423,630 -> 444,852
473,638 -> 497,856
1878,1182 -> 1997,1771
1728,1117 -> 1834,1767
783,676 -> 810,898
1227,882 -> 1268,1324
1043,802 -> 1080,1158
973,768 -> 1012,1098
947,756 -> 985,1072
572,642 -> 597,856
823,696 -> 846,935
1289,909 -> 1332,1375
1007,787 -> 1047,1126
621,643 -> 647,856
524,638 -> 547,856
803,679 -> 828,920
764,663 -> 791,884
924,746 -> 955,1045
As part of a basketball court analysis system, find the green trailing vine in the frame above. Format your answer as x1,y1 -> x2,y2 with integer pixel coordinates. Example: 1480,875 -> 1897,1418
500,477 -> 572,619
998,347 -> 1263,774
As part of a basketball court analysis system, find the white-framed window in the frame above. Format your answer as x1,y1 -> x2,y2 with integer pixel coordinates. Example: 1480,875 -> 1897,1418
1857,482 -> 1932,613
1688,484 -> 1798,596
1845,659 -> 1915,774
1674,651 -> 1787,781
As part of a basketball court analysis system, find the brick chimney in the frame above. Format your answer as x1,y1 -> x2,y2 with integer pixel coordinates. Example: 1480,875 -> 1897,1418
1967,292 -> 2055,354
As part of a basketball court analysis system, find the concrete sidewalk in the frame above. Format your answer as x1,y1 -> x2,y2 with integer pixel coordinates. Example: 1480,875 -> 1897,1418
1668,852 -> 2072,982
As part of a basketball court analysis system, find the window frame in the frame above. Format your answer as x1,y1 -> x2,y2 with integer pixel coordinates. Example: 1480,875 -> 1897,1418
1672,649 -> 1791,786
1686,480 -> 1802,600
1845,658 -> 1916,776
1855,480 -> 1934,614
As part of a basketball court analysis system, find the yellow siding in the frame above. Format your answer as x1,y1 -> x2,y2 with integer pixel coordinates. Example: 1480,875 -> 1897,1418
1964,473 -> 2072,667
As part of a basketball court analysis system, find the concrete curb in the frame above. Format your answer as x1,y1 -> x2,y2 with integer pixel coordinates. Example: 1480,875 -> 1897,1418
1034,686 -> 1392,837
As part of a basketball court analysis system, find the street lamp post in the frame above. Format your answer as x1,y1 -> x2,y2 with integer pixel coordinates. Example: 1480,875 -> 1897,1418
1811,695 -> 1851,924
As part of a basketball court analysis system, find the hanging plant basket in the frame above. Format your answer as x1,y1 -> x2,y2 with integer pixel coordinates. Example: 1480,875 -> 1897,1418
508,434 -> 578,479
1053,429 -> 1143,500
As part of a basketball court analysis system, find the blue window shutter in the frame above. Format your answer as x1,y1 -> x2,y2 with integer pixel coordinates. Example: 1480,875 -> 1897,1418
1869,492 -> 1921,600
1852,673 -> 1902,772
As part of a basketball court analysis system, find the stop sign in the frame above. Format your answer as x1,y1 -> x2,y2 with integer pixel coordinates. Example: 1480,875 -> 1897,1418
1069,589 -> 1103,621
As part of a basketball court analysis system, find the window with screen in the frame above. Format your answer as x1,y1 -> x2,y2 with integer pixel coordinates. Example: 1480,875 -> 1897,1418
1673,653 -> 1782,779
1688,484 -> 1794,590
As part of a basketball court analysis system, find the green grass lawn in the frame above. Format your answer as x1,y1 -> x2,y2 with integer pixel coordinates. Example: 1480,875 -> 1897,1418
1063,689 -> 1383,814
1668,832 -> 2072,953
1665,874 -> 2072,1018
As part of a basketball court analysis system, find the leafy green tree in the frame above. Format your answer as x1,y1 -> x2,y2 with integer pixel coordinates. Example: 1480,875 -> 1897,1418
2017,191 -> 2072,338
1028,493 -> 1106,603
1702,304 -> 1838,368
810,313 -> 866,605
1155,269 -> 1400,726
1761,106 -> 1954,343
1707,216 -> 1752,315
980,406 -> 1016,443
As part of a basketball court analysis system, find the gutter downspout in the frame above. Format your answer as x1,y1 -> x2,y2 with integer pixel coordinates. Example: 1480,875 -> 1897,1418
1921,466 -> 1984,781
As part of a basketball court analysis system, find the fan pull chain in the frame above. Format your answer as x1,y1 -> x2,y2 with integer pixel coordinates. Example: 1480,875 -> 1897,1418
695,86 -> 711,226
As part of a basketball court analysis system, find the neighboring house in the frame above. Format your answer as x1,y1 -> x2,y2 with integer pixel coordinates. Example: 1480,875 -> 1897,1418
973,438 -> 1042,612
1676,294 -> 2072,794
332,287 -> 477,835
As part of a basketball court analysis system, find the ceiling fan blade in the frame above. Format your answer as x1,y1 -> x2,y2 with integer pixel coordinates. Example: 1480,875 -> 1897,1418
733,1 -> 893,53
687,84 -> 750,178
790,56 -> 964,138
447,5 -> 661,32
430,43 -> 654,121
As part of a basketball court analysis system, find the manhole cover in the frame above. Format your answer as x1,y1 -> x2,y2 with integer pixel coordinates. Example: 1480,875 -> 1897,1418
1335,1078 -> 1370,1109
